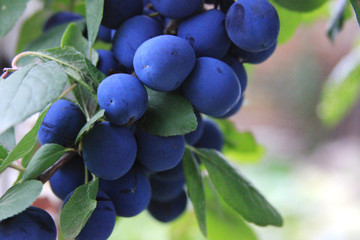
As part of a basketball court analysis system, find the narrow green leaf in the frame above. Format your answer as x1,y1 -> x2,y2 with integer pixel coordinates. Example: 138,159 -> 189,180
85,0 -> 104,47
318,47 -> 360,126
0,0 -> 29,37
182,149 -> 207,237
0,146 -> 8,159
272,0 -> 329,12
0,106 -> 49,173
22,144 -> 68,181
61,23 -> 98,64
351,0 -> 360,26
196,148 -> 283,227
0,180 -> 43,221
327,0 -> 350,41
0,61 -> 68,134
60,179 -> 99,240
0,127 -> 16,152
21,140 -> 38,168
75,109 -> 105,143
137,89 -> 197,136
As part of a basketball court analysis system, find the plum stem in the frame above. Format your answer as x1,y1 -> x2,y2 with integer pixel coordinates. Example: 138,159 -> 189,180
0,159 -> 25,172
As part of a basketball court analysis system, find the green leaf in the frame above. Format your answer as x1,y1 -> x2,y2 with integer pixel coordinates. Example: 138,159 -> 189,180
0,108 -> 49,173
16,10 -> 51,53
182,149 -> 206,237
22,144 -> 69,181
0,0 -> 29,37
85,0 -> 104,47
137,89 -> 197,136
327,0 -> 351,41
0,61 -> 68,134
60,179 -> 99,240
0,146 -> 8,159
61,23 -> 98,64
0,127 -> 16,152
351,0 -> 360,26
272,0 -> 329,12
318,47 -> 360,126
204,177 -> 258,240
216,120 -> 265,163
0,180 -> 43,221
21,140 -> 38,168
75,109 -> 105,143
196,148 -> 283,227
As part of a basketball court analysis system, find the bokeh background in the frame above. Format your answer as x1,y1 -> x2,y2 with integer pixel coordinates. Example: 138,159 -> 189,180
1,1 -> 360,239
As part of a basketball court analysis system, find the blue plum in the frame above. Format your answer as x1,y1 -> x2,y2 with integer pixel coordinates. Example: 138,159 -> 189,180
64,191 -> 116,240
100,168 -> 151,217
219,95 -> 244,118
135,128 -> 185,172
195,119 -> 224,151
133,35 -> 196,92
112,15 -> 163,70
230,42 -> 277,64
178,9 -> 231,59
101,0 -> 143,29
185,111 -> 204,145
150,0 -> 202,19
148,190 -> 187,223
97,74 -> 148,126
97,50 -> 122,75
151,160 -> 184,181
49,154 -> 86,200
150,175 -> 185,202
0,207 -> 56,240
43,12 -> 83,32
225,0 -> 279,52
82,122 -> 137,180
222,55 -> 247,91
97,25 -> 112,43
38,99 -> 86,147
182,57 -> 241,117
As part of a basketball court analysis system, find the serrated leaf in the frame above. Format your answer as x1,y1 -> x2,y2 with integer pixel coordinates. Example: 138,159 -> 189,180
0,0 -> 29,37
75,109 -> 105,143
61,23 -> 98,64
327,0 -> 351,41
85,0 -> 104,47
215,120 -> 265,163
351,0 -> 360,26
137,89 -> 197,136
272,0 -> 329,12
0,180 -> 43,221
0,127 -> 16,152
196,148 -> 283,227
0,61 -> 67,134
182,149 -> 207,237
22,144 -> 69,181
0,108 -> 48,173
60,179 -> 99,240
318,47 -> 360,126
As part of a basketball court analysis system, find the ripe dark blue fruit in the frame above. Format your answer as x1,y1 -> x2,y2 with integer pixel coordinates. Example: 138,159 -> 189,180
148,190 -> 187,223
97,73 -> 148,126
0,206 -> 56,240
49,155 -> 86,200
101,0 -> 143,29
133,35 -> 196,92
150,0 -> 202,19
112,15 -> 163,70
97,50 -> 122,75
100,168 -> 151,217
222,55 -> 247,92
97,25 -> 112,43
135,128 -> 185,172
150,175 -> 185,202
225,0 -> 279,52
182,57 -> 241,117
43,12 -> 83,32
38,99 -> 86,147
64,191 -> 116,240
185,111 -> 204,145
219,95 -> 244,118
151,160 -> 184,181
195,119 -> 224,151
230,42 -> 277,64
82,122 -> 137,180
178,9 -> 231,59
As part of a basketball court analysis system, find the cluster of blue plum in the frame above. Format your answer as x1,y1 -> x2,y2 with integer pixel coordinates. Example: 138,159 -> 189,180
1,0 -> 279,239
